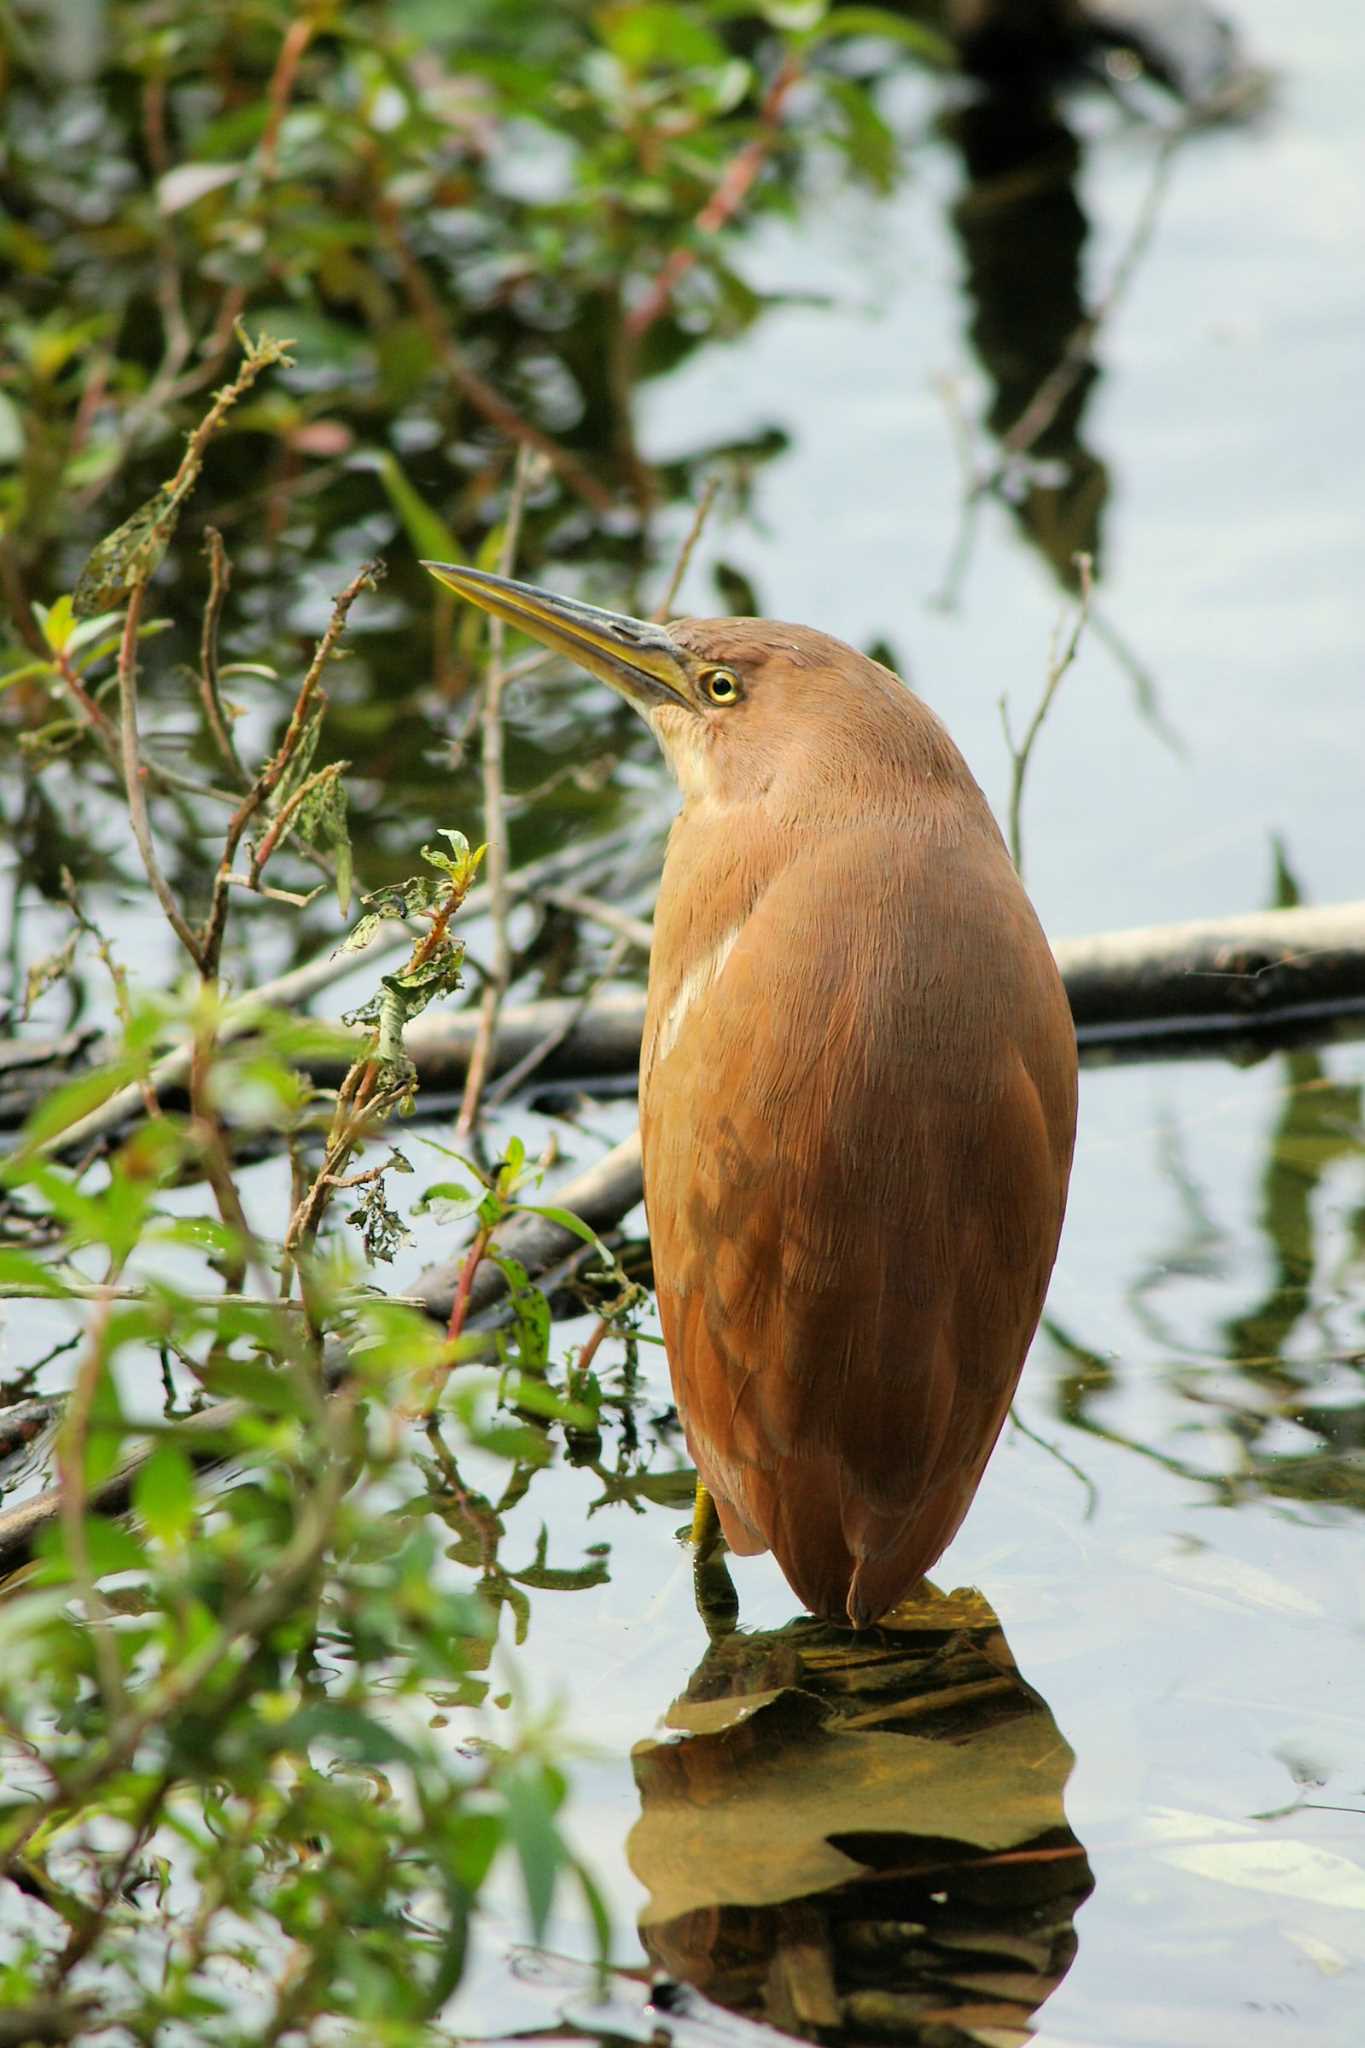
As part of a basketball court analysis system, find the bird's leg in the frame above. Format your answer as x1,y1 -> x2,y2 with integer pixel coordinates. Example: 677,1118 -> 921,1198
690,1482 -> 738,1637
690,1481 -> 719,1552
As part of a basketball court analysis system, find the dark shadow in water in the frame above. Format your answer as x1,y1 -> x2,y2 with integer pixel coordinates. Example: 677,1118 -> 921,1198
932,13 -> 1262,740
946,87 -> 1108,597
629,1584 -> 1092,2044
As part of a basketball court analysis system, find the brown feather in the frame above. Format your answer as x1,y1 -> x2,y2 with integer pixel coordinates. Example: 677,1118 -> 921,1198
639,621 -> 1076,1627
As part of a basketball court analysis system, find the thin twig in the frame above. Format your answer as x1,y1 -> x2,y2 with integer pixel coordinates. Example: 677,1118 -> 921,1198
569,1315 -> 613,1387
2,546 -> 246,802
198,560 -> 380,977
486,933 -> 632,1109
248,762 -> 349,887
38,828 -> 643,1160
447,1228 -> 495,1350
626,55 -> 801,344
88,27 -> 307,491
159,330 -> 297,517
1000,552 -> 1093,876
163,286 -> 249,407
932,121 -> 1188,614
653,476 -> 721,621
536,888 -> 653,955
1007,1405 -> 1099,1521
258,10 -> 318,181
0,544 -> 122,759
45,1768 -> 175,1989
927,372 -> 984,613
278,843 -> 482,1297
370,185 -> 611,514
117,587 -> 206,969
976,127 -> 1186,510
57,1282 -> 130,1719
1087,599 -> 1185,755
197,528 -> 247,784
0,1284 -> 429,1308
456,448 -> 534,1141
141,70 -> 192,401
1001,133 -> 1181,474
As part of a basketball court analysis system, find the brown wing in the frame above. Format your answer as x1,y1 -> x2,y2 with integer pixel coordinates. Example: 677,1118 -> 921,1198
640,819 -> 1076,1626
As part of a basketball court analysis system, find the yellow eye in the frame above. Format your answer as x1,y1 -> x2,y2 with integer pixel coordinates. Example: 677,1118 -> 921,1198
700,666 -> 741,706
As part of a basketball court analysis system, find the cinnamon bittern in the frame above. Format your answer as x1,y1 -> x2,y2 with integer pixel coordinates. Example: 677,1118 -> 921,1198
425,562 -> 1077,1628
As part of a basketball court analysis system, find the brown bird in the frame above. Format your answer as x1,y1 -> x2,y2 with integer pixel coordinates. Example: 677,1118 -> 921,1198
426,563 -> 1077,1627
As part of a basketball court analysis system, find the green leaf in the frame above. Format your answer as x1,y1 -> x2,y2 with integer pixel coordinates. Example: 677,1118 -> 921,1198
374,451 -> 462,564
575,1859 -> 613,1964
84,1353 -> 129,1490
0,657 -> 57,694
334,832 -> 353,918
491,1252 -> 551,1374
199,1357 -> 316,1420
597,3 -> 731,72
413,1181 -> 478,1220
64,607 -> 125,655
500,1760 -> 567,1941
134,1442 -> 196,1547
513,1202 -> 609,1252
35,593 -> 76,650
799,6 -> 954,64
72,486 -> 181,616
36,1512 -> 147,1583
822,73 -> 899,192
280,1702 -> 423,1771
445,1811 -> 504,1893
0,1248 -> 71,1296
0,388 -> 23,464
148,1215 -> 247,1261
19,1054 -> 145,1150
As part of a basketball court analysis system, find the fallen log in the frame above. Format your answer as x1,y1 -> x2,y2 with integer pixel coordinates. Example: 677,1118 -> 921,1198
1056,898 -> 1365,1035
392,893 -> 1365,1078
3,898 -> 1364,1140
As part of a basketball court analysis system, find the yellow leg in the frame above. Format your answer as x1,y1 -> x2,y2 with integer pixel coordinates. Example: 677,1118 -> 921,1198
690,1481 -> 721,1554
689,1482 -> 737,1637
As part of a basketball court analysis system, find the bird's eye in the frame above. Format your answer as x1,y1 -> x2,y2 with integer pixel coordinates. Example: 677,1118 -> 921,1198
699,666 -> 741,706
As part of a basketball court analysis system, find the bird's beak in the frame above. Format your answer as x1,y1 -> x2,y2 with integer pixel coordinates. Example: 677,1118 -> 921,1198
422,562 -> 691,714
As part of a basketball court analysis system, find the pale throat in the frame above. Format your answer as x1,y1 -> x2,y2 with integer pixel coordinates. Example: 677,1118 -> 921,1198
648,703 -> 711,800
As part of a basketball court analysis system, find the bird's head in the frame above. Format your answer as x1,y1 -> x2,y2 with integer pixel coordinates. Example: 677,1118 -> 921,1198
424,561 -> 967,813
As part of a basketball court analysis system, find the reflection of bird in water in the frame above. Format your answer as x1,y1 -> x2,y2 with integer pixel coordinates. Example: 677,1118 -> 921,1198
429,564 -> 1077,1627
629,1582 -> 1093,2043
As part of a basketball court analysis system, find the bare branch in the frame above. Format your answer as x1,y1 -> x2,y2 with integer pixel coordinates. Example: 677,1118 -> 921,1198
456,447 -> 535,1141
1001,552 -> 1093,876
626,56 -> 802,345
197,527 -> 247,784
536,887 -> 653,955
370,186 -> 611,514
117,586 -> 207,969
654,475 -> 721,621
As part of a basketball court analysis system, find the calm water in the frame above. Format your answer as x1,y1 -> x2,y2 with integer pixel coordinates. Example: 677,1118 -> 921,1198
449,4 -> 1365,2037
3,1 -> 1363,2041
